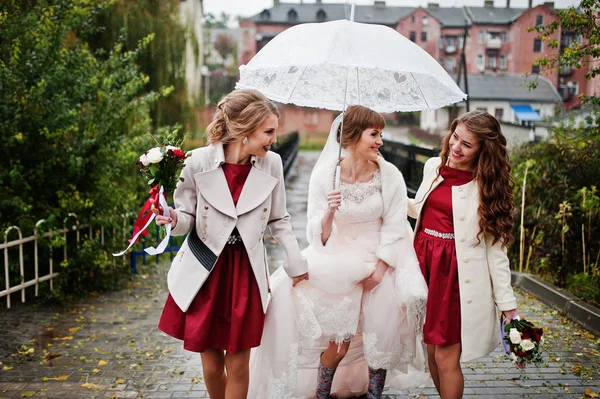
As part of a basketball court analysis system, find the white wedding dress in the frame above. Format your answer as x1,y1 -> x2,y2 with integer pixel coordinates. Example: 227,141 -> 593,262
248,165 -> 430,399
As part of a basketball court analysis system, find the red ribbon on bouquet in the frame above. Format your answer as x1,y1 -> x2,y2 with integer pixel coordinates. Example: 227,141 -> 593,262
113,185 -> 168,257
129,185 -> 165,244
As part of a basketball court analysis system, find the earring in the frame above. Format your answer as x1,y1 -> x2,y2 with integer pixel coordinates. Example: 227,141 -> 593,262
242,137 -> 248,144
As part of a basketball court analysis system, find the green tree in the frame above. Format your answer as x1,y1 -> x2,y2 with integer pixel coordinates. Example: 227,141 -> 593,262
0,0 -> 172,299
87,0 -> 193,128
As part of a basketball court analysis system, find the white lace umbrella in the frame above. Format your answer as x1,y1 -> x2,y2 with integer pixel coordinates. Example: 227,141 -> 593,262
236,18 -> 466,113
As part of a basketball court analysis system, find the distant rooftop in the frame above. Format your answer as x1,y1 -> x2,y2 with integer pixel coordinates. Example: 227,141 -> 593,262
427,7 -> 470,28
464,6 -> 525,25
248,3 -> 413,25
453,73 -> 561,103
246,2 -> 544,27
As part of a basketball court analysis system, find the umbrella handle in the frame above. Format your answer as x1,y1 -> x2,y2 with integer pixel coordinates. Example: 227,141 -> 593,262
335,165 -> 341,190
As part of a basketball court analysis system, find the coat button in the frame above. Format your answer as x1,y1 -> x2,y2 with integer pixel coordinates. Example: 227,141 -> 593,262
263,208 -> 268,212
465,278 -> 471,283
461,195 -> 466,199
204,206 -> 209,210
458,187 -> 463,192
202,215 -> 207,219
201,237 -> 206,242
464,257 -> 470,263
202,230 -> 206,235
261,216 -> 266,220
460,237 -> 466,242
214,158 -> 218,163
459,215 -> 465,221
466,298 -> 472,304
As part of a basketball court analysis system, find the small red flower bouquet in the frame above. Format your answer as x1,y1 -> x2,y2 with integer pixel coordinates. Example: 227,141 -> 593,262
501,315 -> 545,369
114,135 -> 189,256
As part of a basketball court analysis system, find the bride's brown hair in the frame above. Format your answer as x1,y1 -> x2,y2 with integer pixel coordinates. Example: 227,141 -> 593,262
439,110 -> 514,247
336,105 -> 385,148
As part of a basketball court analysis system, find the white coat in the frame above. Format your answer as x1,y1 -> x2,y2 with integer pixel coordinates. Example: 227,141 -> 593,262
167,143 -> 307,313
408,157 -> 517,362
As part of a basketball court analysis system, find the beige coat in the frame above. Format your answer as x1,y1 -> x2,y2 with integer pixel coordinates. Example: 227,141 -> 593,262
408,157 -> 517,362
168,143 -> 307,313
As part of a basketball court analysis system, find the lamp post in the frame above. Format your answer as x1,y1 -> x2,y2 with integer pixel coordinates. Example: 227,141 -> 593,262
201,65 -> 210,106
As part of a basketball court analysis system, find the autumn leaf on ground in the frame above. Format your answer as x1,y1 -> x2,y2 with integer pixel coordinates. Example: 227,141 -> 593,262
53,336 -> 73,341
585,388 -> 599,398
115,379 -> 125,384
98,360 -> 108,366
45,353 -> 61,361
21,392 -> 36,397
92,369 -> 100,373
43,375 -> 69,382
80,383 -> 101,390
3,365 -> 14,370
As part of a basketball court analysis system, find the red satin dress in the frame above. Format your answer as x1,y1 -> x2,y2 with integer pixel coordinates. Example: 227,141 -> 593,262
158,163 -> 266,353
414,165 -> 473,346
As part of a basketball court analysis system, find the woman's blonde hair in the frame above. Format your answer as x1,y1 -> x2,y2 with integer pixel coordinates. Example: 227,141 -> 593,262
206,89 -> 279,145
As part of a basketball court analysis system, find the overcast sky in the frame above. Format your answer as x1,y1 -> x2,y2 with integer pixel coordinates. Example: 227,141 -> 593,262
204,0 -> 581,22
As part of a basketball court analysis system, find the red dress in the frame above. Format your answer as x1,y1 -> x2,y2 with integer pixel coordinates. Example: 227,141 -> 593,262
414,165 -> 474,346
158,163 -> 266,353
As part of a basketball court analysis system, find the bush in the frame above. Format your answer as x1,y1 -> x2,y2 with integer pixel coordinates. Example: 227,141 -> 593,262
0,0 -> 175,301
510,125 -> 600,306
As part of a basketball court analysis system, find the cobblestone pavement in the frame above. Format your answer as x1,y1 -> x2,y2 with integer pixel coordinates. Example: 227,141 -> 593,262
0,152 -> 598,399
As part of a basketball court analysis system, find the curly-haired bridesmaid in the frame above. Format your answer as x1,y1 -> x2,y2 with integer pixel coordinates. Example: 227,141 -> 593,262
409,110 -> 520,399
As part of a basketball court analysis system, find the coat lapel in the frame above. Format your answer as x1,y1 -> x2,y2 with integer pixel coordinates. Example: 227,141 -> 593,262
195,168 -> 237,219
236,166 -> 278,216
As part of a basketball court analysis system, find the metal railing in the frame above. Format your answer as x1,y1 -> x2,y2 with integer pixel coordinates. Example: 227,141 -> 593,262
379,140 -> 439,195
1,213 -> 133,308
272,131 -> 300,178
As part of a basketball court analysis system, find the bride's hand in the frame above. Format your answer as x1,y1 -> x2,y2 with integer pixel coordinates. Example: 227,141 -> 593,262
326,190 -> 342,212
361,260 -> 389,291
291,272 -> 309,287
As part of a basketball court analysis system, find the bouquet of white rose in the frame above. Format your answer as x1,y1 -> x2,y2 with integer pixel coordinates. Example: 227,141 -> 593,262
501,315 -> 545,369
113,135 -> 188,257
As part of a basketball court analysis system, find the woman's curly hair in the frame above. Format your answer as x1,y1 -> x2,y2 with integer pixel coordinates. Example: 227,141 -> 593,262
439,110 -> 515,247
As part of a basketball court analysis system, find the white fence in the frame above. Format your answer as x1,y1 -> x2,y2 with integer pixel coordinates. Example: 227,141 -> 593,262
0,213 -> 132,309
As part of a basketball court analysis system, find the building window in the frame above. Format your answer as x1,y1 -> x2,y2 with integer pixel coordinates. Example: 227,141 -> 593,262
478,30 -> 486,43
458,36 -> 464,49
533,38 -> 542,52
500,32 -> 507,43
316,9 -> 327,22
477,107 -> 488,112
495,108 -> 504,121
440,57 -> 444,65
422,16 -> 429,25
421,31 -> 427,42
287,8 -> 298,23
499,55 -> 507,69
476,54 -> 484,69
409,31 -> 416,42
532,65 -> 541,73
487,55 -> 497,68
260,9 -> 271,21
411,15 -> 416,23
446,57 -> 455,70
536,15 -> 543,26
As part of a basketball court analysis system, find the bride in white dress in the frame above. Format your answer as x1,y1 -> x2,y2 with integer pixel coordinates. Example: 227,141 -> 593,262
249,105 -> 430,399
